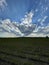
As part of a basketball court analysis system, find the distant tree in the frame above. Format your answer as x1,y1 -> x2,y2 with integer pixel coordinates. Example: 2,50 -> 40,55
46,36 -> 48,38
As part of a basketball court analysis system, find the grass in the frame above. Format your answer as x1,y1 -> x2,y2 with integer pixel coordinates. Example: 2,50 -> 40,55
0,37 -> 49,65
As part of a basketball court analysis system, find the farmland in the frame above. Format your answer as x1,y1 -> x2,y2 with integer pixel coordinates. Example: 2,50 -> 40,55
0,37 -> 49,65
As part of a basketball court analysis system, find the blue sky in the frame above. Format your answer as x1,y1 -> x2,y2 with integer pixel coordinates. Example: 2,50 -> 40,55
0,0 -> 31,21
0,0 -> 49,23
0,0 -> 49,37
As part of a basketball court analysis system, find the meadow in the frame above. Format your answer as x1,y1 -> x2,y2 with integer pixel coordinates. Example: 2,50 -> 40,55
0,37 -> 49,65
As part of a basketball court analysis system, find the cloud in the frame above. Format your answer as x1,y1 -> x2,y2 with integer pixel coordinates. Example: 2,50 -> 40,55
37,16 -> 48,26
0,32 -> 17,37
0,10 -> 49,37
27,24 -> 49,37
40,16 -> 48,25
21,11 -> 34,25
0,0 -> 7,10
19,11 -> 36,35
27,33 -> 46,37
0,11 -> 36,37
27,32 -> 49,37
0,18 -> 49,37
40,24 -> 49,33
0,19 -> 24,37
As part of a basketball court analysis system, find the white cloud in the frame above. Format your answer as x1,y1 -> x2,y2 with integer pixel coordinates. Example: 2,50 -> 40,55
0,32 -> 17,37
0,10 -> 35,37
41,24 -> 49,33
40,16 -> 48,25
0,0 -> 7,10
37,16 -> 48,26
34,24 -> 49,33
38,18 -> 41,22
27,33 -> 46,37
19,11 -> 36,35
0,18 -> 49,37
0,10 -> 49,37
0,19 -> 24,37
21,11 -> 34,26
0,11 -> 36,37
27,24 -> 49,37
27,31 -> 49,37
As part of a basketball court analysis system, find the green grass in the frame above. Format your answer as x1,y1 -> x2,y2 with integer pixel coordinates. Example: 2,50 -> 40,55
0,37 -> 49,65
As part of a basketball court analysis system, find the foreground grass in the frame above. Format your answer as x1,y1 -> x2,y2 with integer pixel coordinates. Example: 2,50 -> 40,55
0,37 -> 49,65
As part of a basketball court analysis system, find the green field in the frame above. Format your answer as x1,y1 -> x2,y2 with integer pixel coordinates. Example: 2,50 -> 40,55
0,37 -> 49,65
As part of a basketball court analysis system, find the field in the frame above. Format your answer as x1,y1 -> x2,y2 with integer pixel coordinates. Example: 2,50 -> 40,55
0,37 -> 49,65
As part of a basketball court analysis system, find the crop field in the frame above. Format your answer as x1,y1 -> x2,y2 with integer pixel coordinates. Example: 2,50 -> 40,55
0,37 -> 49,65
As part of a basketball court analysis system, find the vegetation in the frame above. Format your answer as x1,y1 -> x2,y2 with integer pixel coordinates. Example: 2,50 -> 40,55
0,37 -> 49,65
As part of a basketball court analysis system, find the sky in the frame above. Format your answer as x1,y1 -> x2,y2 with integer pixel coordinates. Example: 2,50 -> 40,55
0,0 -> 49,37
0,0 -> 32,21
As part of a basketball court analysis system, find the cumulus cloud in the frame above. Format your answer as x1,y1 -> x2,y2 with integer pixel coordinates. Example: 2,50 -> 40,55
40,24 -> 49,33
0,11 -> 36,37
21,11 -> 34,25
19,11 -> 36,35
0,19 -> 24,37
0,17 -> 49,37
27,24 -> 49,37
0,10 -> 49,37
0,0 -> 7,10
